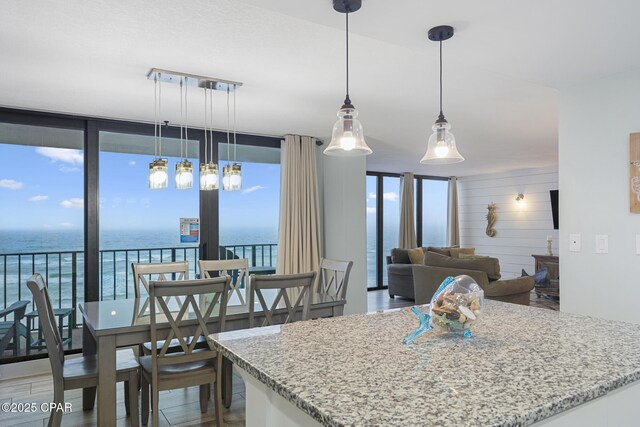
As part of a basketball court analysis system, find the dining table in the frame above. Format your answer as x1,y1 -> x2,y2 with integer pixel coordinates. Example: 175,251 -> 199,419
79,289 -> 345,426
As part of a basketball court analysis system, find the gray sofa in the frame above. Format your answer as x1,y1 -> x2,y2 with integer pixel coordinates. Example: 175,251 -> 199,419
387,247 -> 534,306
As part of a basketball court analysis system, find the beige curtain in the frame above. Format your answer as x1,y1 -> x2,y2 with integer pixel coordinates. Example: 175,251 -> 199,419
447,176 -> 460,247
398,172 -> 417,249
276,135 -> 322,275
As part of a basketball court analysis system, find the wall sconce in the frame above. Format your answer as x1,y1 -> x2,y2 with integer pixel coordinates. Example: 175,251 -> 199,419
515,193 -> 525,208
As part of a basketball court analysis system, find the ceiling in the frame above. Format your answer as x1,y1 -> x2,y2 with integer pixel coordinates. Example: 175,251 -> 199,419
1,0 -> 639,176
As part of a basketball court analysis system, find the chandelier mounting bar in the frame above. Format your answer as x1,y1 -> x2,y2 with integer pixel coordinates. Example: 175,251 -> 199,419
146,68 -> 243,92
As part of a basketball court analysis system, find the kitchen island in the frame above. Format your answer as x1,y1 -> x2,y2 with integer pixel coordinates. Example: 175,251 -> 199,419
208,301 -> 640,426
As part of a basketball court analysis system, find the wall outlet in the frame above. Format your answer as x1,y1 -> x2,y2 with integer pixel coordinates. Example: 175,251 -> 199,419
569,234 -> 581,252
595,234 -> 608,254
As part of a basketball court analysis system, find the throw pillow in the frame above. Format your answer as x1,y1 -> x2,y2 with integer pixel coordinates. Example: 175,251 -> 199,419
425,251 -> 501,281
449,247 -> 476,258
407,248 -> 425,264
390,248 -> 411,264
425,246 -> 452,256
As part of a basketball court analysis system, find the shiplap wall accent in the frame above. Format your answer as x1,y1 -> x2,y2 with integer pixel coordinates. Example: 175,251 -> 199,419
457,167 -> 559,278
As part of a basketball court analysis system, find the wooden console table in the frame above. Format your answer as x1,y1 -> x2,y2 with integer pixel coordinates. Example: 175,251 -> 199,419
532,254 -> 559,299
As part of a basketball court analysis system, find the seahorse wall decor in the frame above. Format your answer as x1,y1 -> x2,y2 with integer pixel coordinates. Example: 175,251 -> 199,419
486,202 -> 497,237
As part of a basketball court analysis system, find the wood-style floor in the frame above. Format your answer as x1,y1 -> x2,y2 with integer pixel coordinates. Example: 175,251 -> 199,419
0,289 -> 557,426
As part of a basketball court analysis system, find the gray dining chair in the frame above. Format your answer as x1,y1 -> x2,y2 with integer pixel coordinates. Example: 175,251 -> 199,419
199,258 -> 250,305
141,276 -> 230,427
316,258 -> 353,302
249,272 -> 316,328
26,274 -> 139,427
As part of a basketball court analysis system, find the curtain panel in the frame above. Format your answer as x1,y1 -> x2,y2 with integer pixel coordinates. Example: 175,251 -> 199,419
448,176 -> 460,247
398,172 -> 417,249
276,135 -> 322,275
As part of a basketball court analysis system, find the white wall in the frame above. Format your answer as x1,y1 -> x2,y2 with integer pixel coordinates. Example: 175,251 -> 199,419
458,168 -> 559,278
321,155 -> 367,315
559,71 -> 640,324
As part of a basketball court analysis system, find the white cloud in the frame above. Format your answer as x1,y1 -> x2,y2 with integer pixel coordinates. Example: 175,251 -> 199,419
0,179 -> 24,190
29,195 -> 49,202
58,165 -> 81,173
36,147 -> 83,164
368,192 -> 376,199
366,207 -> 376,214
242,185 -> 266,195
60,198 -> 84,209
60,222 -> 75,228
129,160 -> 136,166
383,192 -> 399,201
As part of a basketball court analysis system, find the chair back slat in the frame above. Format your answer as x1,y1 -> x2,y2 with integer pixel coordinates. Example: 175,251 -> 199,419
317,258 -> 353,300
149,277 -> 229,366
199,259 -> 250,305
249,272 -> 315,328
26,274 -> 65,382
132,261 -> 189,315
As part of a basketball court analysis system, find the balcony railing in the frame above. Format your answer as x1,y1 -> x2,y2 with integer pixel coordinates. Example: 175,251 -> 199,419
0,243 -> 277,328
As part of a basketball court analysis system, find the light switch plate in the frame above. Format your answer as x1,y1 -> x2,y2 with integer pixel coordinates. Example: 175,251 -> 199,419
595,234 -> 608,254
569,234 -> 581,252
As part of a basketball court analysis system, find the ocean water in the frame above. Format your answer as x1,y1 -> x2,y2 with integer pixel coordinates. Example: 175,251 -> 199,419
0,227 -> 278,308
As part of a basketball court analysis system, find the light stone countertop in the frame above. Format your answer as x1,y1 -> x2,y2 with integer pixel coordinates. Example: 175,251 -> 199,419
208,300 -> 640,427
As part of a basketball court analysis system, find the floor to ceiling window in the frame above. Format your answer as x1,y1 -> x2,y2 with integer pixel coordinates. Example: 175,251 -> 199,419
0,119 -> 85,361
99,131 -> 200,300
218,141 -> 280,271
366,172 -> 450,289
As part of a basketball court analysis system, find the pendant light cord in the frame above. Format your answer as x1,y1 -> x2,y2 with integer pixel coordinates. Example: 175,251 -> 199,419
180,78 -> 184,159
226,87 -> 230,166
184,77 -> 188,159
439,39 -> 443,118
344,11 -> 350,105
209,83 -> 214,164
203,85 -> 208,164
233,85 -> 237,163
158,73 -> 162,157
154,74 -> 158,158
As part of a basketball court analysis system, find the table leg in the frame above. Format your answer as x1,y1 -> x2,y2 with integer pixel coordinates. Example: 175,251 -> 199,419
82,326 -> 97,410
222,356 -> 233,408
26,317 -> 32,355
98,335 -> 117,426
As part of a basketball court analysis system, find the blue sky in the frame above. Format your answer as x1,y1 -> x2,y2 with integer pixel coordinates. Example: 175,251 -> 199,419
0,144 -> 280,233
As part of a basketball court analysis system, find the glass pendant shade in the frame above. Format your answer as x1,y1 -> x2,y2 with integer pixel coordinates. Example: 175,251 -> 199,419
222,163 -> 242,191
420,120 -> 464,164
324,107 -> 372,156
199,162 -> 219,191
175,159 -> 193,189
148,158 -> 168,189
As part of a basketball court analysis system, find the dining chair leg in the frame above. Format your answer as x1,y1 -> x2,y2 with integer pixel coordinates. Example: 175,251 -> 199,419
151,383 -> 160,427
129,371 -> 140,427
124,381 -> 131,415
215,356 -> 224,427
199,384 -> 210,413
141,377 -> 150,426
49,383 -> 64,427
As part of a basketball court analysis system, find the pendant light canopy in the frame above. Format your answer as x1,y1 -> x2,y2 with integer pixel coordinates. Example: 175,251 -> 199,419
420,25 -> 464,165
324,0 -> 372,157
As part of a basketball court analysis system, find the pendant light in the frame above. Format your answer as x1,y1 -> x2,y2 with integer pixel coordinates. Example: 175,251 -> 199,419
176,77 -> 194,189
200,82 -> 219,190
323,0 -> 372,157
222,85 -> 242,191
420,25 -> 464,164
149,71 -> 168,189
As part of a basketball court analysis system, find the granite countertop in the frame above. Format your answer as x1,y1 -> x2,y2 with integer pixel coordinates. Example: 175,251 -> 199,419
208,301 -> 640,427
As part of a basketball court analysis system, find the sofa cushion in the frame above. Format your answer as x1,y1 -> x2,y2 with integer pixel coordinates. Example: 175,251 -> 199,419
449,247 -> 475,258
459,254 -> 488,259
407,248 -> 425,264
424,251 -> 502,281
390,248 -> 411,264
424,246 -> 452,256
